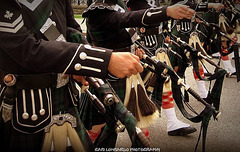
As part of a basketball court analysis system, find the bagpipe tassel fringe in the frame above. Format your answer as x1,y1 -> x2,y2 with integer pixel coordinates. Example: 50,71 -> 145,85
124,73 -> 159,128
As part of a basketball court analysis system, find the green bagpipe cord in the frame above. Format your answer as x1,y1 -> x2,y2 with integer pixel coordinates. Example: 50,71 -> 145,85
190,51 -> 227,111
172,50 -> 227,152
151,75 -> 165,110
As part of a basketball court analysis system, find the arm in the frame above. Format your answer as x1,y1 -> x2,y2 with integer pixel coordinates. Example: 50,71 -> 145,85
208,3 -> 224,11
0,3 -> 142,79
84,4 -> 194,30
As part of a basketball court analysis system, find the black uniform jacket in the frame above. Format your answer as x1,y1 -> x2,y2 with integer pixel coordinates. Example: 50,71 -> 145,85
0,0 -> 112,79
82,0 -> 170,49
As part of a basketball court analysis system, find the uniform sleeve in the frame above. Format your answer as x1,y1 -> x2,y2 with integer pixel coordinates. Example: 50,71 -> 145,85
0,4 -> 112,79
85,6 -> 169,30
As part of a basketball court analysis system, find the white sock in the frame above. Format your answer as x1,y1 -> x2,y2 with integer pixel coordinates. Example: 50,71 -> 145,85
195,80 -> 208,98
222,60 -> 236,73
237,34 -> 240,43
232,52 -> 235,59
163,108 -> 190,132
212,52 -> 220,57
203,66 -> 207,73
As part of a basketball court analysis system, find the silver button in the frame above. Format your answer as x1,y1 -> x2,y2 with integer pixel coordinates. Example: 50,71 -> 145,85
22,113 -> 29,120
40,109 -> 46,116
79,52 -> 87,60
74,63 -> 82,71
31,114 -> 38,121
84,44 -> 91,49
147,12 -> 152,17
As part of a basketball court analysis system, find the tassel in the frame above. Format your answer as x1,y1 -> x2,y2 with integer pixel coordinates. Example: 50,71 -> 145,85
135,74 -> 159,128
124,74 -> 159,128
41,126 -> 54,152
137,84 -> 157,117
137,110 -> 159,128
219,14 -> 234,37
52,123 -> 68,152
67,123 -> 85,152
127,84 -> 140,121
189,33 -> 211,58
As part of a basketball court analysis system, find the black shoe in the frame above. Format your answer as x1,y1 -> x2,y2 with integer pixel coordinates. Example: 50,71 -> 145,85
168,127 -> 197,136
226,72 -> 237,78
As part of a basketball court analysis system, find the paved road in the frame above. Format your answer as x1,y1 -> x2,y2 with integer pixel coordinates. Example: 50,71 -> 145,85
75,18 -> 240,152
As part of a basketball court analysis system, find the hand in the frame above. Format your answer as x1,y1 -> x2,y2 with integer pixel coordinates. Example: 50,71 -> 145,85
195,18 -> 201,24
135,48 -> 145,59
108,52 -> 143,78
166,4 -> 195,20
72,75 -> 89,86
164,36 -> 172,44
208,3 -> 224,11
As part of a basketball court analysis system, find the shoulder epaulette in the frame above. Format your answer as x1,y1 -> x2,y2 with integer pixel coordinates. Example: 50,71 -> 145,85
0,7 -> 23,33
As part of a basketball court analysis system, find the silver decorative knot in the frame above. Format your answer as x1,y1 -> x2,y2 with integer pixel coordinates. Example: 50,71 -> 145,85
44,113 -> 77,132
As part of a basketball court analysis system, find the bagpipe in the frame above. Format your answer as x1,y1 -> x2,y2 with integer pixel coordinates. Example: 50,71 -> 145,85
134,30 -> 226,151
76,77 -> 154,148
164,28 -> 224,72
65,19 -> 155,149
195,11 -> 240,81
218,1 -> 240,81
